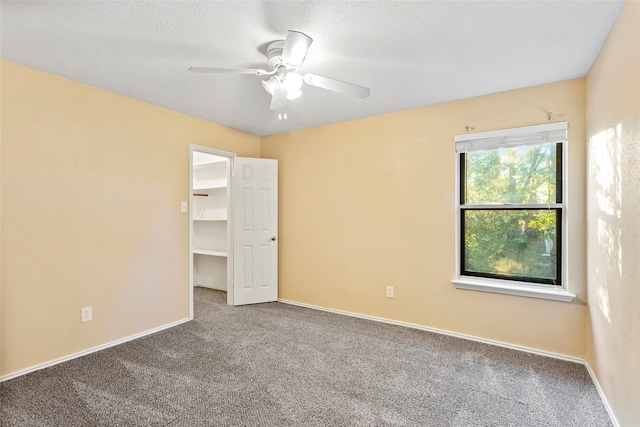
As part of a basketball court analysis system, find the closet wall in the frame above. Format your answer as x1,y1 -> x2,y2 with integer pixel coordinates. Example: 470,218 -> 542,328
192,152 -> 230,291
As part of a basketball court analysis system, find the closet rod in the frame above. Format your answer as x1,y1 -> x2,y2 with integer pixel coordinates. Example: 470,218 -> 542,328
193,193 -> 208,197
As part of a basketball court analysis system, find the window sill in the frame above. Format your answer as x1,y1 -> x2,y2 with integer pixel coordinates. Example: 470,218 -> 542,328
452,277 -> 576,302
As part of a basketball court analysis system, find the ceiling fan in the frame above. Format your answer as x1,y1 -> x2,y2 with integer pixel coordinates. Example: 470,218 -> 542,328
188,30 -> 371,111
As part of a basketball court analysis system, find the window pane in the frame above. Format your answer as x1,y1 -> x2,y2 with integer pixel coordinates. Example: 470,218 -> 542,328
463,209 -> 559,283
464,143 -> 558,205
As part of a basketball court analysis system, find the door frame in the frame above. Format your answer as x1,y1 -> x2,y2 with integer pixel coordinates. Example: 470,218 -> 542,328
189,144 -> 236,320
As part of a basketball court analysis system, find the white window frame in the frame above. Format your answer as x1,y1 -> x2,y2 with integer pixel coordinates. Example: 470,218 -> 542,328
452,122 -> 575,302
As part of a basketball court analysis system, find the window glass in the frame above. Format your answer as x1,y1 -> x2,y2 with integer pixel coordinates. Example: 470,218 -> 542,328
462,209 -> 559,283
464,143 -> 558,205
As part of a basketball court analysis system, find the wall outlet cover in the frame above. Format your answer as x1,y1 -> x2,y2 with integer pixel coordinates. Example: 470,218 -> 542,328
81,306 -> 92,323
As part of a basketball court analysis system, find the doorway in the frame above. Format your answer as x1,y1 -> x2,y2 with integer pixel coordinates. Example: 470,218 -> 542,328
189,144 -> 279,317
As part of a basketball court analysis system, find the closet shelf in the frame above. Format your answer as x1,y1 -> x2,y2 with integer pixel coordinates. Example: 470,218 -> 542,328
193,184 -> 227,191
194,158 -> 227,167
193,249 -> 228,257
193,217 -> 227,221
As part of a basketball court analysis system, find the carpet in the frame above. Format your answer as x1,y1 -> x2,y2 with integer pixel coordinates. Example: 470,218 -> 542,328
0,287 -> 611,426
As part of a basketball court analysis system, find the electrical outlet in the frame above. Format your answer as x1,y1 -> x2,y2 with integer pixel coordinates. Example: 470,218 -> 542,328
81,306 -> 92,323
180,201 -> 188,213
386,286 -> 394,298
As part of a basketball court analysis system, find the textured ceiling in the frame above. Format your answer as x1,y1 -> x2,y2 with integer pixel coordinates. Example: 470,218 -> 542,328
0,1 -> 624,136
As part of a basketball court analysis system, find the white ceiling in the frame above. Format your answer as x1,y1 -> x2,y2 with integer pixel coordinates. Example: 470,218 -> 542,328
0,1 -> 624,136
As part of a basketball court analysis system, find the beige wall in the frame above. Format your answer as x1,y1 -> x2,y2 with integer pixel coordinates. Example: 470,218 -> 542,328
262,78 -> 587,358
585,1 -> 640,425
0,60 -> 260,376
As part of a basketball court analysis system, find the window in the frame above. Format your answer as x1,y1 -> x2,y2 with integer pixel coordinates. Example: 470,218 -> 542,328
453,122 -> 574,302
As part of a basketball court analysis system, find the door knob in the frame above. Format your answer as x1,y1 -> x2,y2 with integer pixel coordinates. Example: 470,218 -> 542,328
270,236 -> 277,241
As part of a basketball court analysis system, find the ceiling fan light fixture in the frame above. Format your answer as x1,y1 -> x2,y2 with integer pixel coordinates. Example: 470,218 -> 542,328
261,76 -> 279,95
283,72 -> 303,92
283,72 -> 303,100
286,88 -> 302,100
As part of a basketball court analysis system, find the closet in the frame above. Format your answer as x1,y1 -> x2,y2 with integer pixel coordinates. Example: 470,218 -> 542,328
192,151 -> 230,291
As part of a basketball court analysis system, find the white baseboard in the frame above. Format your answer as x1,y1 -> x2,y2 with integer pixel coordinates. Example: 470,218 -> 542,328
278,298 -> 583,363
0,318 -> 190,383
278,298 -> 619,426
583,361 -> 620,427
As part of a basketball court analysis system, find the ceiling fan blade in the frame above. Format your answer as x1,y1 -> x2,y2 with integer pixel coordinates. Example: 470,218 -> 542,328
188,67 -> 271,75
281,31 -> 313,67
303,73 -> 371,99
270,84 -> 287,110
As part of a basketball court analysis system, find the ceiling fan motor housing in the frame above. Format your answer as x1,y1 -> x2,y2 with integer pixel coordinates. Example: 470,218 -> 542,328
266,40 -> 286,70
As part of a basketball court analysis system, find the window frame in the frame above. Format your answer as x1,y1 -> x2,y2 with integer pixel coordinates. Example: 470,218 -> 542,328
452,122 -> 575,302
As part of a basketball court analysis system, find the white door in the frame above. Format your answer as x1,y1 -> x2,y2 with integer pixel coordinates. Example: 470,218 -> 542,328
232,157 -> 278,305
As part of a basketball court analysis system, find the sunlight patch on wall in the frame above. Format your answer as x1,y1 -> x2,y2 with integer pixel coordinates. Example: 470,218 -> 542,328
589,124 -> 622,324
591,124 -> 622,218
596,285 -> 611,324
